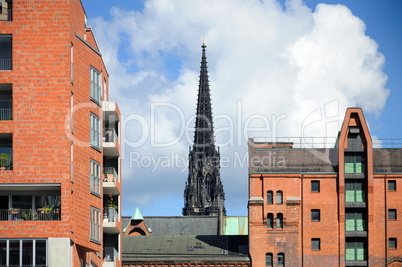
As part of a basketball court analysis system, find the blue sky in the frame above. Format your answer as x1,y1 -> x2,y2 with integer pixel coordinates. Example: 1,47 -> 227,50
81,0 -> 402,216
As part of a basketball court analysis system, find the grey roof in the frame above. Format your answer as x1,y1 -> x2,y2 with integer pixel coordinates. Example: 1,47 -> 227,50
122,216 -> 219,236
373,149 -> 402,172
123,235 -> 249,263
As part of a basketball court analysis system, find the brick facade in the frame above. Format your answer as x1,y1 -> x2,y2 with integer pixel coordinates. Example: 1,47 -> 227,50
248,108 -> 402,267
0,1 -> 122,266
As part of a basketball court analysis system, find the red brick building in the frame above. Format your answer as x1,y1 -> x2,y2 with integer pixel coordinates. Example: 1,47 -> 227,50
0,0 -> 122,266
248,108 -> 402,266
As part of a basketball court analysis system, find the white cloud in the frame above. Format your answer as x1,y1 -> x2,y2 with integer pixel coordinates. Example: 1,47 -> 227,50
89,0 -> 389,216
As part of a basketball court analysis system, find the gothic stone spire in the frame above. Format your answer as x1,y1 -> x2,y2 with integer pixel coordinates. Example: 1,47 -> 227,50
183,43 -> 226,216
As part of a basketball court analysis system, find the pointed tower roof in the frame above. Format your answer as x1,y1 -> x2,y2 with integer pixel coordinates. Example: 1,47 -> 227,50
193,43 -> 216,156
131,207 -> 144,221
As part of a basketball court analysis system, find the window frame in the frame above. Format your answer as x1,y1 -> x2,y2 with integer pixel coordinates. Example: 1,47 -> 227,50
90,159 -> 101,196
0,239 -> 47,266
90,112 -> 101,150
276,213 -> 283,229
389,238 -> 397,249
312,238 -> 321,250
267,213 -> 274,229
388,180 -> 396,191
265,253 -> 273,267
90,66 -> 102,105
311,209 -> 320,222
276,190 -> 283,204
90,206 -> 101,243
267,190 -> 273,204
311,181 -> 320,192
388,209 -> 397,220
277,253 -> 285,266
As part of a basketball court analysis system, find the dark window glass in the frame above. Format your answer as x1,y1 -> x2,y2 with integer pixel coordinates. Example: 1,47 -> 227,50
311,181 -> 320,192
311,209 -> 320,222
267,191 -> 273,204
389,238 -> 397,249
267,213 -> 274,229
265,253 -> 273,266
22,240 -> 33,265
9,240 -> 19,265
277,213 -> 283,229
276,191 -> 283,204
0,240 -> 6,265
277,253 -> 285,266
312,238 -> 320,250
36,240 -> 47,265
388,180 -> 396,191
388,209 -> 397,220
345,238 -> 366,261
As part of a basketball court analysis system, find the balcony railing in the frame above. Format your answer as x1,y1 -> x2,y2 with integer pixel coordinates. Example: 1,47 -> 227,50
104,167 -> 118,182
0,59 -> 12,70
104,128 -> 118,143
0,108 -> 12,120
103,207 -> 118,223
104,247 -> 118,262
0,208 -> 61,221
0,157 -> 12,170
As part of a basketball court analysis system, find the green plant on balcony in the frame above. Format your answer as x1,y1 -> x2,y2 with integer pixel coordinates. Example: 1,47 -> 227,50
39,205 -> 53,214
0,153 -> 10,170
8,207 -> 19,214
21,209 -> 38,221
107,194 -> 118,211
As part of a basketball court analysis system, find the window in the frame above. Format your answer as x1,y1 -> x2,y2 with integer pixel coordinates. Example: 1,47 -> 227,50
388,180 -> 396,191
265,253 -> 273,266
345,238 -> 366,261
267,191 -> 273,204
90,66 -> 101,104
90,159 -> 100,195
0,83 -> 12,121
267,213 -> 274,229
277,253 -> 285,266
345,153 -> 365,173
0,239 -> 46,266
345,209 -> 366,231
389,238 -> 397,249
311,209 -> 320,222
388,209 -> 397,220
90,113 -> 100,149
345,180 -> 365,202
90,206 -> 100,243
311,181 -> 320,192
312,238 -> 320,250
276,191 -> 283,204
0,35 -> 12,70
276,213 -> 283,229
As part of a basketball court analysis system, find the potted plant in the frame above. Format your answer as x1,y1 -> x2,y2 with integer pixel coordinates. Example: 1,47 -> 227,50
8,207 -> 19,214
0,153 -> 10,170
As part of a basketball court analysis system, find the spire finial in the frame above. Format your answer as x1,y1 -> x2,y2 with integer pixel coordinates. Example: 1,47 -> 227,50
202,36 -> 206,49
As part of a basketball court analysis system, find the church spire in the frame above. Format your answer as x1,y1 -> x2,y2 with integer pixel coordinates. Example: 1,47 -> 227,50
183,43 -> 226,216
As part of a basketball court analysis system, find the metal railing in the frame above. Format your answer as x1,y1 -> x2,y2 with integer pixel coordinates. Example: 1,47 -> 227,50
103,207 -> 119,223
103,167 -> 118,182
0,208 -> 61,221
104,247 -> 118,262
0,157 -> 12,170
104,128 -> 118,143
0,59 -> 12,70
0,108 -> 12,120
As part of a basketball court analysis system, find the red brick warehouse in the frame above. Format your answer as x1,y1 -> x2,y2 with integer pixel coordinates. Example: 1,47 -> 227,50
248,108 -> 402,266
0,0 -> 123,266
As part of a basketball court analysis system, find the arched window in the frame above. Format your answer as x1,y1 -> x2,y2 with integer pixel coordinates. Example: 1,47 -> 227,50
277,213 -> 283,229
278,253 -> 285,266
267,213 -> 274,229
267,191 -> 273,204
265,253 -> 273,266
276,190 -> 283,204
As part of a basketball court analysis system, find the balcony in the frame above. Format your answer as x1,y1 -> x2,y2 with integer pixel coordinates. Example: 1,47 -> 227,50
0,1 -> 12,21
0,208 -> 60,221
103,247 -> 118,267
0,35 -> 12,71
0,155 -> 12,170
103,128 -> 119,157
103,167 -> 119,195
103,207 -> 120,234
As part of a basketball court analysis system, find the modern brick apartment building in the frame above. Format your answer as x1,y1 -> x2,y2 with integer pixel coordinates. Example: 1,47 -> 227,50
248,108 -> 402,266
0,0 -> 122,266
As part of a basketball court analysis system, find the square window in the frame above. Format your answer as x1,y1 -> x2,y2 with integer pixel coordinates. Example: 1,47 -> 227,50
388,209 -> 397,220
311,181 -> 320,192
312,238 -> 320,250
388,180 -> 396,191
311,209 -> 320,222
389,238 -> 397,249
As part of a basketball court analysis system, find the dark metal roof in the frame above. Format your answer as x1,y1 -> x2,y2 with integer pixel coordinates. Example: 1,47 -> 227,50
373,149 -> 402,172
123,235 -> 249,263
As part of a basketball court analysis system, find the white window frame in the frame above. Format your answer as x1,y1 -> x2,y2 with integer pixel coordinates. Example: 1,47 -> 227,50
90,66 -> 101,104
90,113 -> 100,150
90,159 -> 101,196
90,206 -> 100,243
